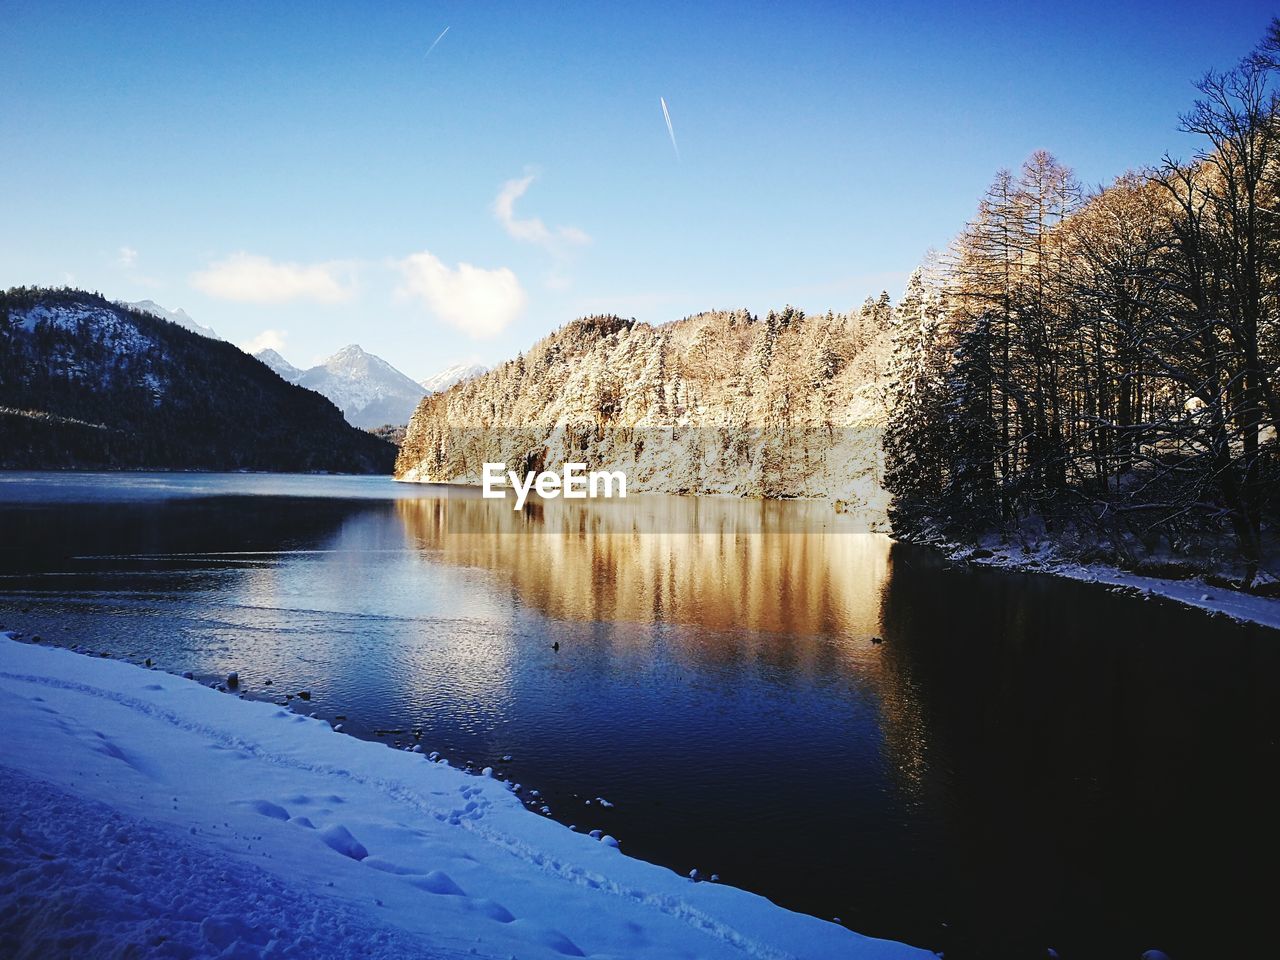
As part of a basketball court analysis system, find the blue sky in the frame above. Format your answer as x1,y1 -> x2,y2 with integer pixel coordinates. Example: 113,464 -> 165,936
1,0 -> 1272,379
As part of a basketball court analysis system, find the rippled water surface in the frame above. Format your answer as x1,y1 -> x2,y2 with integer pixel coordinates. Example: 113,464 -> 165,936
1,472 -> 1277,959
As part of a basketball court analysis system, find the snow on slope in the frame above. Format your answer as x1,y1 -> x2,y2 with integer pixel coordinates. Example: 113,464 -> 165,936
291,345 -> 426,429
0,636 -> 928,960
420,362 -> 488,394
15,301 -> 158,354
11,300 -> 168,399
123,299 -> 221,340
254,347 -> 304,382
397,312 -> 893,526
945,542 -> 1280,630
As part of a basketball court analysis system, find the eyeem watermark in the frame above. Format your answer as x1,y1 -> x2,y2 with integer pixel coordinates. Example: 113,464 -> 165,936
482,462 -> 627,510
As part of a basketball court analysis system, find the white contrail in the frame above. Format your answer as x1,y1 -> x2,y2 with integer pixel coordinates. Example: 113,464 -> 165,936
660,96 -> 679,159
425,26 -> 450,58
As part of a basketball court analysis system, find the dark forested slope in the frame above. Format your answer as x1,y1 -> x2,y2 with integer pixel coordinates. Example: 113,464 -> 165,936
0,288 -> 395,472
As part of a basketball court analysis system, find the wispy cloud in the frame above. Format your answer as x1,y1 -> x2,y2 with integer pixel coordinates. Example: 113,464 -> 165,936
240,329 -> 289,355
117,246 -> 138,268
192,253 -> 356,304
492,175 -> 591,252
396,252 -> 526,339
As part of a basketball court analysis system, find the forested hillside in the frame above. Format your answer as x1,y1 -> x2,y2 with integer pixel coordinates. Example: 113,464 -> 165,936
397,304 -> 895,522
0,288 -> 396,473
884,23 -> 1280,588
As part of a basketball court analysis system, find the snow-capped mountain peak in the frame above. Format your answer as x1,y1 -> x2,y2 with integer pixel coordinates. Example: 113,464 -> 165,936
322,344 -> 394,377
289,344 -> 426,429
254,348 -> 303,383
121,300 -> 220,340
420,362 -> 488,394
247,346 -> 482,428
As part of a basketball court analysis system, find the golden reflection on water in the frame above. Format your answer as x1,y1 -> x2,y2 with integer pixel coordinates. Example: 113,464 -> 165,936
396,494 -> 889,635
395,492 -> 931,796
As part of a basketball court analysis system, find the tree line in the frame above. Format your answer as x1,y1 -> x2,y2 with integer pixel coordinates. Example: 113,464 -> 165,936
884,22 -> 1280,587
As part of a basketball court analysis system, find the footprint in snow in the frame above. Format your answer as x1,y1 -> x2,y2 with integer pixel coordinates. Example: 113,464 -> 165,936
467,898 -> 516,923
319,823 -> 368,860
89,730 -> 148,774
235,799 -> 291,821
363,857 -> 422,876
283,793 -> 345,806
508,919 -> 585,957
407,870 -> 466,896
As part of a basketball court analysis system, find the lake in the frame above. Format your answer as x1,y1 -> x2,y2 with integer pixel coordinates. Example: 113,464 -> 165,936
0,471 -> 1276,959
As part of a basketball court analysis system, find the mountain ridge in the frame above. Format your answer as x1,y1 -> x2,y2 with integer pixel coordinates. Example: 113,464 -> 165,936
420,362 -> 487,394
121,299 -> 220,340
1,288 -> 395,472
254,344 -> 426,429
256,348 -> 488,429
254,347 -> 303,382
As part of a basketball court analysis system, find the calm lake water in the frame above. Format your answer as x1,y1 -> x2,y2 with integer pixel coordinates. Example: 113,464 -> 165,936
1,472 -> 1277,959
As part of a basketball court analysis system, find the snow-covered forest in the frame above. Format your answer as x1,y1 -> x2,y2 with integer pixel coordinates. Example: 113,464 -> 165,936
398,16 -> 1280,593
396,305 -> 896,524
884,22 -> 1280,589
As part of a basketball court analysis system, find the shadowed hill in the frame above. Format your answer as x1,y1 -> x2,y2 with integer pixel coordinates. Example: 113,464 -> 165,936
0,288 -> 395,473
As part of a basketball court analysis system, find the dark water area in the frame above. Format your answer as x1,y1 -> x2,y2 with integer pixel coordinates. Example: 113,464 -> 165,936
0,472 -> 1276,960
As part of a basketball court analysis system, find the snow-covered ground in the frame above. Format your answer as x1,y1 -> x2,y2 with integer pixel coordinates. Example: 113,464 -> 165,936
945,543 -> 1280,631
0,636 -> 929,960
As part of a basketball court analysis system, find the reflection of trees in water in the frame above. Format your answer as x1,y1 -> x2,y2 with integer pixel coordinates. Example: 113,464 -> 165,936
0,496 -> 373,574
877,541 -> 1280,959
395,494 -> 893,679
861,554 -> 933,807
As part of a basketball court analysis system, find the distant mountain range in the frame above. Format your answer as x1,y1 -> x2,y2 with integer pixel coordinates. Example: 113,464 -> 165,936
255,347 -> 486,429
253,345 -> 424,429
32,295 -> 483,434
0,288 -> 395,473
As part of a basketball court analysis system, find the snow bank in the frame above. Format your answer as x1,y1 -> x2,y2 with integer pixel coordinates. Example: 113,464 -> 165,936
948,544 -> 1280,630
0,636 -> 928,960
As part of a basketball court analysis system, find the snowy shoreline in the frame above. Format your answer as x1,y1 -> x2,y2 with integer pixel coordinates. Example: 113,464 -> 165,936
0,635 -> 929,960
932,541 -> 1280,631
